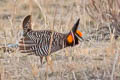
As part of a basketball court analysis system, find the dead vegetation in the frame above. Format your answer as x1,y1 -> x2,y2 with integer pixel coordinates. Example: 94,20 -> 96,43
0,0 -> 120,80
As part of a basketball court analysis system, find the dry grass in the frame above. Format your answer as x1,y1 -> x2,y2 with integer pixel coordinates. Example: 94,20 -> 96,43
0,0 -> 120,80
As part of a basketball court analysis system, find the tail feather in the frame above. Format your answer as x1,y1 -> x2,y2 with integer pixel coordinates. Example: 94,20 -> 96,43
19,15 -> 36,54
22,15 -> 32,36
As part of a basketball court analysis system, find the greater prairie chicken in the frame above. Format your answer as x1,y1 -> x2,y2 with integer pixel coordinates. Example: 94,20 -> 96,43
19,15 -> 83,64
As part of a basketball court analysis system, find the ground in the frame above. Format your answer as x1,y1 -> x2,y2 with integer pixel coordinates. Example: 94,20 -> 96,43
0,0 -> 120,80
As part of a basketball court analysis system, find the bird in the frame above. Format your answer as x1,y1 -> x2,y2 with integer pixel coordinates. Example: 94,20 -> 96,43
18,15 -> 83,71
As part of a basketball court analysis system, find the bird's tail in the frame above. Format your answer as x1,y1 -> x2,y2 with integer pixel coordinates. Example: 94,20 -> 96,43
22,15 -> 32,36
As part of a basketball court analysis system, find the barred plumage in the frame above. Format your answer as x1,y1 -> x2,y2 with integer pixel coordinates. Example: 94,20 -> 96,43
19,15 -> 83,64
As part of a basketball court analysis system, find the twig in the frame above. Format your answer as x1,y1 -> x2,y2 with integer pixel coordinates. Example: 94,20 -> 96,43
83,71 -> 88,80
72,71 -> 77,80
110,51 -> 119,80
33,0 -> 47,27
48,7 -> 57,55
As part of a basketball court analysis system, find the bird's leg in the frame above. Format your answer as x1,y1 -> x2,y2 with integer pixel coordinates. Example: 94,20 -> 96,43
46,56 -> 54,72
40,56 -> 43,65
45,59 -> 48,80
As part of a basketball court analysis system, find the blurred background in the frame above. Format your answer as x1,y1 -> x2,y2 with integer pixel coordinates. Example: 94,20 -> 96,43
0,0 -> 120,80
